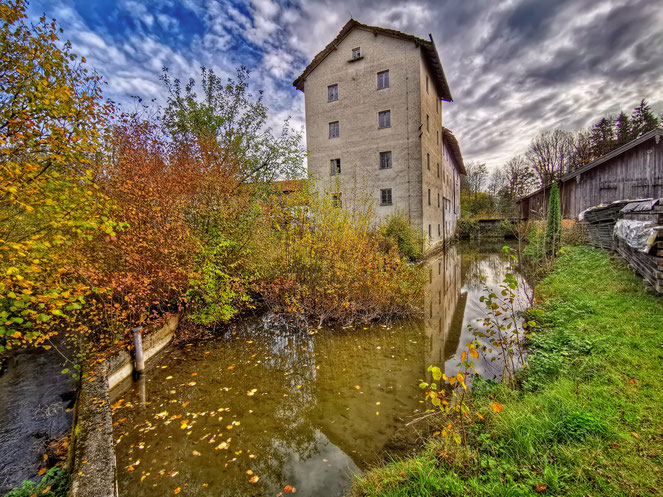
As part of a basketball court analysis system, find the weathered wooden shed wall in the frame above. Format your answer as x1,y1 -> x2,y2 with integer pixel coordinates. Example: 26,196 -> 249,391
519,130 -> 663,219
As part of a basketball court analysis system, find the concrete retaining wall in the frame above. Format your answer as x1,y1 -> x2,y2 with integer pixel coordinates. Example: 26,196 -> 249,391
68,314 -> 179,497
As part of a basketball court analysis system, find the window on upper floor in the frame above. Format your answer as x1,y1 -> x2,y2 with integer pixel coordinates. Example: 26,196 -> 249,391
380,188 -> 393,205
436,130 -> 439,145
330,158 -> 341,176
328,84 -> 338,102
437,192 -> 440,207
428,188 -> 431,205
352,47 -> 361,59
426,114 -> 429,132
378,110 -> 391,129
427,153 -> 430,171
437,163 -> 440,178
436,99 -> 439,113
331,192 -> 342,208
426,75 -> 429,94
329,121 -> 339,138
379,151 -> 392,170
377,70 -> 389,90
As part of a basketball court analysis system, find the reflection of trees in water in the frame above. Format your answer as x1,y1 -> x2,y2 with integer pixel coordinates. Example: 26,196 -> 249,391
460,242 -> 522,291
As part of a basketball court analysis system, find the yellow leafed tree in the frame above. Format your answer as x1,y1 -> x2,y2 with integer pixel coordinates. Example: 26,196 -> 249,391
0,0 -> 118,350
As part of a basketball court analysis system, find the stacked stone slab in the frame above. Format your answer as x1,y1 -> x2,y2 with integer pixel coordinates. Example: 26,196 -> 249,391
582,200 -> 630,251
581,199 -> 663,293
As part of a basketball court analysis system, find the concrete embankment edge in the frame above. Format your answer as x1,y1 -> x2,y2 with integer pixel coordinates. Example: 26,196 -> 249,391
68,314 -> 179,497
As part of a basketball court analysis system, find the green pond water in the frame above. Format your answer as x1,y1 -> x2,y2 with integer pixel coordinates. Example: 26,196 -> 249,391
110,242 -> 529,497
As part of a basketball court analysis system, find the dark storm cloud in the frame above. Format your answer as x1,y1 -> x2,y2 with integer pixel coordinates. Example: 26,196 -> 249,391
25,0 -> 663,169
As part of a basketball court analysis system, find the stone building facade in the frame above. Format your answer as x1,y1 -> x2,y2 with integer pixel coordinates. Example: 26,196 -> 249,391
293,19 -> 465,245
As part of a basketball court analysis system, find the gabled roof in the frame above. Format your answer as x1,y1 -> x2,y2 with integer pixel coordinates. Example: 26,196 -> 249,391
293,19 -> 452,102
561,127 -> 663,182
442,128 -> 466,175
519,127 -> 663,201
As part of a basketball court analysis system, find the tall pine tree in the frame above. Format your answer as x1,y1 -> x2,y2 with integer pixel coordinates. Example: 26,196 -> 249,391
590,117 -> 615,158
615,111 -> 632,147
630,99 -> 659,137
545,183 -> 562,256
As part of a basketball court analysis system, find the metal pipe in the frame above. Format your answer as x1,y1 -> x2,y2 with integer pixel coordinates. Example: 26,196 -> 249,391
132,326 -> 144,377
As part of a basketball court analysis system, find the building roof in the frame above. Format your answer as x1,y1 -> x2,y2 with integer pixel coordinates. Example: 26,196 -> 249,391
272,179 -> 305,194
442,128 -> 466,175
519,127 -> 663,201
292,19 -> 453,102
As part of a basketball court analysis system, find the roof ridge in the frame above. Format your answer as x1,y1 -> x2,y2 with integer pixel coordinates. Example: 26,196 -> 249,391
292,18 -> 452,101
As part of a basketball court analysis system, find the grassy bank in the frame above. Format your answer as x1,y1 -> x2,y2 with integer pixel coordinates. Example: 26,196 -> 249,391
352,246 -> 663,496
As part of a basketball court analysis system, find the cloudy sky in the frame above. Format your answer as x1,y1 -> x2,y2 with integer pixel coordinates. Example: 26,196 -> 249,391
26,0 -> 663,170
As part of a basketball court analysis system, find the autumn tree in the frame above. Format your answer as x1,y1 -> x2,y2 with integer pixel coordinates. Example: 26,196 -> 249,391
462,162 -> 488,200
526,130 -> 575,187
0,0 -> 117,350
159,66 -> 306,325
568,131 -> 593,170
502,155 -> 537,199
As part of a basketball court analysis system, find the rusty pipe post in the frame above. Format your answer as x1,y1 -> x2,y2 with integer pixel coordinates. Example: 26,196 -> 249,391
132,326 -> 144,377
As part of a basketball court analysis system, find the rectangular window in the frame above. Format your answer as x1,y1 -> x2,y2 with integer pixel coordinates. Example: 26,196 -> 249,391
437,192 -> 440,207
330,158 -> 341,176
427,153 -> 430,171
378,110 -> 391,129
328,84 -> 338,102
436,130 -> 439,145
329,121 -> 339,138
377,70 -> 389,89
428,188 -> 431,205
379,151 -> 392,170
426,114 -> 429,132
426,75 -> 429,94
436,162 -> 440,178
331,193 -> 342,208
352,47 -> 361,59
428,224 -> 431,238
436,99 -> 439,113
438,224 -> 441,236
380,188 -> 392,205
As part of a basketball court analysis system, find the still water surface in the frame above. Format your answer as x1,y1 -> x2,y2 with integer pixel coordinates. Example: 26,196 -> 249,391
111,242 -> 529,496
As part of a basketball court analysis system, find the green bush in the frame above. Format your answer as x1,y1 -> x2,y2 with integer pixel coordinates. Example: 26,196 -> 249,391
379,214 -> 423,260
456,217 -> 479,239
4,467 -> 67,497
523,223 -> 546,261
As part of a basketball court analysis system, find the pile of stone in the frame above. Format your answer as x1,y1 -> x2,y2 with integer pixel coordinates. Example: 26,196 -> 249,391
580,199 -> 663,293
580,200 -> 629,251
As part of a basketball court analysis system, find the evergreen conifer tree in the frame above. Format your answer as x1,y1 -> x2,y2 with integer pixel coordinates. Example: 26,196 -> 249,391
545,183 -> 562,256
631,99 -> 660,137
615,111 -> 632,147
590,117 -> 615,158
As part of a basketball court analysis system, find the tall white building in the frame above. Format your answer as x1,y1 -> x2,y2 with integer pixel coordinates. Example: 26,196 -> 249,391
293,19 -> 466,244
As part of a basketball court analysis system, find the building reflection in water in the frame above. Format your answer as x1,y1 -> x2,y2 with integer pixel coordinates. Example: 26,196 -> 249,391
424,245 -> 466,380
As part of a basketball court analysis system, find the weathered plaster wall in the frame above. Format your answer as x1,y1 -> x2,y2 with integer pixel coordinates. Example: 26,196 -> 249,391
304,28 -> 423,229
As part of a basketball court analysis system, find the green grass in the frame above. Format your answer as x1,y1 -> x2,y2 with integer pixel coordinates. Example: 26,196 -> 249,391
352,246 -> 663,496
